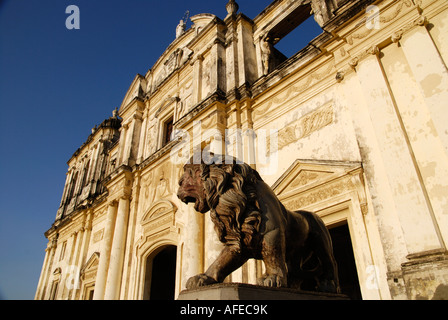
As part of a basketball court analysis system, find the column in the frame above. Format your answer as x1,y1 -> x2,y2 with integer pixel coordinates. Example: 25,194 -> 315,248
59,232 -> 78,299
71,212 -> 93,300
35,248 -> 50,299
93,201 -> 118,300
40,240 -> 57,300
35,240 -> 55,300
67,229 -> 83,299
104,197 -> 130,300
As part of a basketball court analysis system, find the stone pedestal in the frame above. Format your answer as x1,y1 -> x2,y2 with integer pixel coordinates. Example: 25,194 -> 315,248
178,283 -> 349,300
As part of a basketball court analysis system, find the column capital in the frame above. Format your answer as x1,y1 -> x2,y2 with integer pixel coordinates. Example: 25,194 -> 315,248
120,194 -> 131,201
367,45 -> 380,56
109,200 -> 119,207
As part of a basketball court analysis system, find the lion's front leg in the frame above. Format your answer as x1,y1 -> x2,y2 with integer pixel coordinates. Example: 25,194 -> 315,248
258,229 -> 288,288
206,245 -> 248,283
186,245 -> 247,290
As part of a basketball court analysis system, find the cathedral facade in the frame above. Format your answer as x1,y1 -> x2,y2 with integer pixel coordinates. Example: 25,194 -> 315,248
36,0 -> 448,300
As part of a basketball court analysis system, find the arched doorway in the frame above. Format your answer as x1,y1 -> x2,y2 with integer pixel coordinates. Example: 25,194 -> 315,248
143,245 -> 177,300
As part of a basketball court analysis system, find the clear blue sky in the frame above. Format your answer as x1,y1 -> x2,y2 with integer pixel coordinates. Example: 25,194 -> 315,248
0,0 -> 321,300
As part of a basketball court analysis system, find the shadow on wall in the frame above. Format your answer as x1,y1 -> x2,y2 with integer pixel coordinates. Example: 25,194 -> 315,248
431,284 -> 448,300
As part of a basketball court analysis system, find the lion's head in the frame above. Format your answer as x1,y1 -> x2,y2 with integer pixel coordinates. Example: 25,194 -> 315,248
177,154 -> 262,247
177,161 -> 210,214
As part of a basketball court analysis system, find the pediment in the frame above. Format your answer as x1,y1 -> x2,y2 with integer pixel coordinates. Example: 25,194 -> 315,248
81,252 -> 100,274
119,74 -> 146,112
272,159 -> 362,197
80,252 -> 100,282
141,200 -> 177,226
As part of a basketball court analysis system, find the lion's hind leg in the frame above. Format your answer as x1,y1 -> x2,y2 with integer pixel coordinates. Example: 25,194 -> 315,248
258,229 -> 288,288
307,229 -> 341,293
287,247 -> 322,291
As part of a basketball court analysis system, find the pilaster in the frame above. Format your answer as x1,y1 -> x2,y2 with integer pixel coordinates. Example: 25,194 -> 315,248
224,16 -> 239,99
236,15 -> 256,87
356,50 -> 443,256
192,54 -> 204,105
137,108 -> 149,164
399,17 -> 448,154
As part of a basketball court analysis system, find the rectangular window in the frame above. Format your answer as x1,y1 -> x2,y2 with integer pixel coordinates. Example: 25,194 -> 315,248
50,281 -> 59,300
59,241 -> 67,261
163,117 -> 174,147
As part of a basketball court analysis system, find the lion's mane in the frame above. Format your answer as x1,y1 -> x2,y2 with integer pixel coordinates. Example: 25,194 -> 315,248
200,156 -> 262,252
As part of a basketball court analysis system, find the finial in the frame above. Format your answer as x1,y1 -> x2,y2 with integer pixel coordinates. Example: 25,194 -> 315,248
226,0 -> 239,17
112,107 -> 118,118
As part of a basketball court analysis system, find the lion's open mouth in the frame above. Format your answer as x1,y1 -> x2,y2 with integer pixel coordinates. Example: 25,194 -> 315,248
178,188 -> 209,213
181,195 -> 205,212
183,196 -> 197,204
180,195 -> 200,209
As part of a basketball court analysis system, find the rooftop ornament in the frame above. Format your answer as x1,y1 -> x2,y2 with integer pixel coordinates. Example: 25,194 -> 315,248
226,0 -> 239,18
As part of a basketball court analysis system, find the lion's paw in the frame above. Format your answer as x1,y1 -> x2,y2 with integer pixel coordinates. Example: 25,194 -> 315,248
316,279 -> 340,293
257,274 -> 286,288
186,274 -> 218,290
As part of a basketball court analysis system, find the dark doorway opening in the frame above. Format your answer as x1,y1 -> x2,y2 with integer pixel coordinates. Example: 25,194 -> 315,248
144,245 -> 177,300
329,224 -> 362,300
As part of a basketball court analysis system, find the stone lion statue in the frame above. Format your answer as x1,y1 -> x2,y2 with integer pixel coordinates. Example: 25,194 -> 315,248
177,154 -> 340,293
